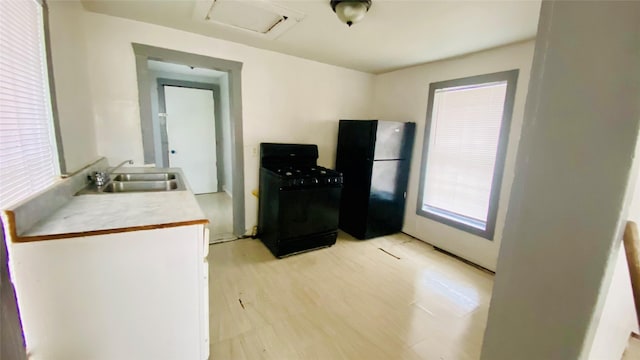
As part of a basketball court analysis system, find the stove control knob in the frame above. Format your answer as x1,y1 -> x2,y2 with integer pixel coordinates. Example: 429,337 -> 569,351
299,179 -> 305,186
311,178 -> 319,185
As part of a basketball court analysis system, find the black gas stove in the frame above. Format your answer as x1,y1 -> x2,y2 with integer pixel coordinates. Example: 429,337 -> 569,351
266,166 -> 343,188
258,143 -> 342,258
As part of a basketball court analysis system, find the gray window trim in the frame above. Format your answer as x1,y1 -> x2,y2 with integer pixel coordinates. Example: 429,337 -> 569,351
132,43 -> 246,237
416,69 -> 519,240
42,0 -> 67,174
156,79 -> 224,192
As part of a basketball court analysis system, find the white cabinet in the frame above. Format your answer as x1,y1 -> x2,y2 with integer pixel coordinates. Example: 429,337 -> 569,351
8,225 -> 209,360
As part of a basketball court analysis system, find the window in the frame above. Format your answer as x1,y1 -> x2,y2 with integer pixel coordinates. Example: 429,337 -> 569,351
417,70 -> 518,240
0,0 -> 60,207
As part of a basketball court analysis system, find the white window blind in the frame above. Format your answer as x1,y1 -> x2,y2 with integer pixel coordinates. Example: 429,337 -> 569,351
0,0 -> 59,208
422,81 -> 508,230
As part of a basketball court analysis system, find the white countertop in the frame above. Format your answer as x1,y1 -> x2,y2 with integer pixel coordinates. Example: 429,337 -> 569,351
14,167 -> 207,240
21,191 -> 207,238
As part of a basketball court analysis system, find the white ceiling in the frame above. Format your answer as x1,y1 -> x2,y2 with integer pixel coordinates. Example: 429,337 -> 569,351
82,0 -> 541,74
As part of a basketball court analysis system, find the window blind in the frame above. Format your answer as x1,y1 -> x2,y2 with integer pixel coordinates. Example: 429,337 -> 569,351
422,81 -> 508,229
0,0 -> 59,208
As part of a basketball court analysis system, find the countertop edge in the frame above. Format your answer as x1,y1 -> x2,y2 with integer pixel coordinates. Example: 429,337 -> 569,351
3,209 -> 209,243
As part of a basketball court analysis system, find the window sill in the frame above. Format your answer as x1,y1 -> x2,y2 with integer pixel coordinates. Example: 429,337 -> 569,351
417,205 -> 494,240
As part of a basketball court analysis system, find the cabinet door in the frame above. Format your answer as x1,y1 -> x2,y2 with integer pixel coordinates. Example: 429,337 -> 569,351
202,260 -> 210,359
203,227 -> 210,258
200,226 -> 210,359
9,226 -> 206,359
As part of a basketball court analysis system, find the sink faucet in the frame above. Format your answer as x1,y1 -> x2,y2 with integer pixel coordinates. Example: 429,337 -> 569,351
91,160 -> 133,187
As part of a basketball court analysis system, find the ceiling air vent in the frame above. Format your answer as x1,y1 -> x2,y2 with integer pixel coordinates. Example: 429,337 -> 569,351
193,0 -> 305,40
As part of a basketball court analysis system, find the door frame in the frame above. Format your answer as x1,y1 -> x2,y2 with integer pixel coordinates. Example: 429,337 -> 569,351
158,79 -> 223,192
132,43 -> 246,237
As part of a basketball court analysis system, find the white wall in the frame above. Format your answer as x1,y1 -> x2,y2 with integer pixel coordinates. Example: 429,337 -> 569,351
372,41 -> 535,271
48,1 -> 374,232
481,1 -> 640,359
47,0 -> 98,173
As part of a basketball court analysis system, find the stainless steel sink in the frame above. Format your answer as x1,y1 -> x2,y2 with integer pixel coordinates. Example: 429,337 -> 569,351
112,173 -> 177,182
103,180 -> 179,193
76,172 -> 186,194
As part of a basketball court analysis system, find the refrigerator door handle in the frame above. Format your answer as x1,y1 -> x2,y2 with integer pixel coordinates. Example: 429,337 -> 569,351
404,192 -> 407,199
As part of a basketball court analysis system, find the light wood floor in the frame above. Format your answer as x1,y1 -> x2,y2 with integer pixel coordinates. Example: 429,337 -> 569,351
196,192 -> 235,243
623,335 -> 640,360
208,232 -> 493,359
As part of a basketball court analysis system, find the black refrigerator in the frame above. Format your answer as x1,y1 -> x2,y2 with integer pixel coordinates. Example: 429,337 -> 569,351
335,120 -> 416,240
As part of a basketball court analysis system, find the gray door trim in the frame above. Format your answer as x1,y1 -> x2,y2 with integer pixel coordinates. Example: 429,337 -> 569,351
158,79 -> 224,192
133,43 -> 246,237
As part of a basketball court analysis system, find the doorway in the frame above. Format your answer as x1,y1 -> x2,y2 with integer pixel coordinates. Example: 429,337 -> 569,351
159,81 -> 219,194
133,43 -> 245,242
156,76 -> 235,240
164,86 -> 218,193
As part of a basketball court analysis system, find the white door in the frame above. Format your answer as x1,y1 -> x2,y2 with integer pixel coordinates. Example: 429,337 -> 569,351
164,86 -> 218,194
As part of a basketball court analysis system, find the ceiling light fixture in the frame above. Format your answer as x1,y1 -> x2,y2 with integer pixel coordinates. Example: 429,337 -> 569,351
330,0 -> 372,27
